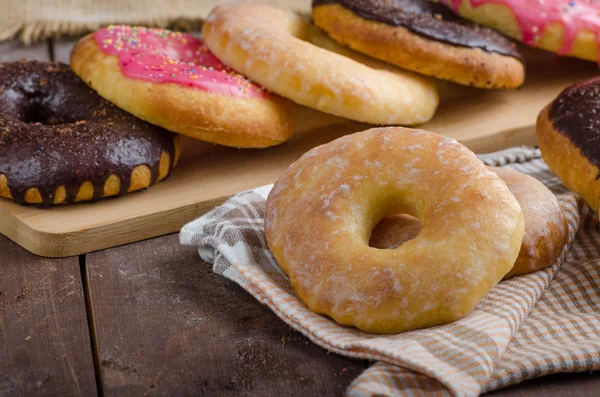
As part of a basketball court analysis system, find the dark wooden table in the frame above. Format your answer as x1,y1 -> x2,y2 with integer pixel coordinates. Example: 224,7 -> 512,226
1,38 -> 599,397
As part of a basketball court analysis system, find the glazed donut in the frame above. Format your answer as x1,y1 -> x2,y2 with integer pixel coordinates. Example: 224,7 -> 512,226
537,76 -> 600,213
202,3 -> 439,125
70,26 -> 295,148
265,127 -> 524,334
442,0 -> 600,62
312,0 -> 524,89
0,61 -> 179,207
370,167 -> 567,279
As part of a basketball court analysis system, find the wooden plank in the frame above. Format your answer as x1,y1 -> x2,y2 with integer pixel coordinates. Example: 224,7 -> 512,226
85,233 -> 600,396
0,236 -> 97,396
0,40 -> 50,62
86,234 -> 364,396
489,372 -> 600,396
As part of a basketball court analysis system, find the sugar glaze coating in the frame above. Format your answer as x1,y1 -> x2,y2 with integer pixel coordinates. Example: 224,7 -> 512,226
265,127 -> 524,333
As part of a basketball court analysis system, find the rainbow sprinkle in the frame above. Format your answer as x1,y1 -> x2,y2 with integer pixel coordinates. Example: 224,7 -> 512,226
94,25 -> 268,98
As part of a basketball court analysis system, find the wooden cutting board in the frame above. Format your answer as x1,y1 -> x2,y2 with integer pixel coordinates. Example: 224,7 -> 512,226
1,49 -> 598,257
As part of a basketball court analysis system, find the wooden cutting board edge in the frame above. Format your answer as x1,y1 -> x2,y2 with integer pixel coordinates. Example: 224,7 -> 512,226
0,195 -> 229,258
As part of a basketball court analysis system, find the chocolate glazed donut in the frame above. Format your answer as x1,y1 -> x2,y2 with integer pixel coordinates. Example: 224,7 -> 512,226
537,77 -> 600,213
312,0 -> 525,88
0,61 -> 180,207
313,0 -> 520,56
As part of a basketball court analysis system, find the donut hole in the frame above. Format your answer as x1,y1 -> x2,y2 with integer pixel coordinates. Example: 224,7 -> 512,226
369,214 -> 422,250
22,101 -> 58,124
2,81 -> 92,125
21,97 -> 78,125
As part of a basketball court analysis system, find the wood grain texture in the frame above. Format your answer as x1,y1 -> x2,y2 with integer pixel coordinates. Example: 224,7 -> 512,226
86,234 -> 364,396
1,45 -> 599,258
0,236 -> 97,397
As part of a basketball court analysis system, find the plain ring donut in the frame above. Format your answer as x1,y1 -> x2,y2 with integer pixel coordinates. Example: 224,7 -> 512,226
0,61 -> 180,207
70,26 -> 295,148
312,0 -> 525,89
202,3 -> 439,125
370,167 -> 567,279
265,127 -> 524,333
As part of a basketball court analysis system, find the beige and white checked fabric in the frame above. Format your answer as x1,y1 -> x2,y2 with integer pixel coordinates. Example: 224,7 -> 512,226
180,147 -> 600,397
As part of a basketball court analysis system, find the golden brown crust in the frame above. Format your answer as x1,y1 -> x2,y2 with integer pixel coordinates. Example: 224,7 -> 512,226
369,167 -> 567,279
537,105 -> 600,212
202,4 -> 439,125
312,3 -> 525,89
265,127 -> 524,333
0,136 -> 180,205
449,0 -> 598,62
70,34 -> 296,148
493,167 -> 567,278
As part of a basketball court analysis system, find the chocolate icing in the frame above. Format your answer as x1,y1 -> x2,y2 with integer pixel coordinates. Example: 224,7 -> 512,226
312,0 -> 521,58
549,77 -> 600,175
0,61 -> 177,207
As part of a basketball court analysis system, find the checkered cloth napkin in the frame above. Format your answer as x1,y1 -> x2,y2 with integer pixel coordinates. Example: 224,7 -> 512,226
180,147 -> 600,397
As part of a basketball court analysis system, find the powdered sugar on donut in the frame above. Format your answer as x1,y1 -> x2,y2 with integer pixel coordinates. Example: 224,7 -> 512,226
265,127 -> 525,333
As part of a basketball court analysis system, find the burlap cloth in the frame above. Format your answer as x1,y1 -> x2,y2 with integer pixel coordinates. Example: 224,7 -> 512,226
180,146 -> 600,396
0,0 -> 309,44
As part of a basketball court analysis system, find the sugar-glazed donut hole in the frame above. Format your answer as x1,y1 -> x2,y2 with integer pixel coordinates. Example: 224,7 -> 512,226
360,187 -> 421,248
369,214 -> 422,250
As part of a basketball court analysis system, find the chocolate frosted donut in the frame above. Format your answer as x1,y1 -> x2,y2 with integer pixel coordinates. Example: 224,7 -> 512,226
0,61 -> 180,207
537,77 -> 600,212
312,0 -> 525,88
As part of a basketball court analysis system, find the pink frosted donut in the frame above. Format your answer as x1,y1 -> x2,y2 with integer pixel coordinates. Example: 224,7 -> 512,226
443,0 -> 600,62
70,26 -> 296,148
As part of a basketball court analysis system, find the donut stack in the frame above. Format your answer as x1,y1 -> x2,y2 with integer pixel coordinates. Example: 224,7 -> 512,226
4,1 -> 600,207
2,1 -> 596,337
